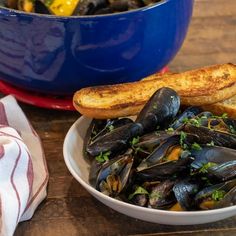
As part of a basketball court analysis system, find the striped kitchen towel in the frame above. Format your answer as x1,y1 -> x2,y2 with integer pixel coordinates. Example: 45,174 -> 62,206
0,95 -> 49,236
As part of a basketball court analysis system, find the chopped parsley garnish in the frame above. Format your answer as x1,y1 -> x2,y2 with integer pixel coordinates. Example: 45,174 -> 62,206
206,141 -> 215,146
107,124 -> 115,132
95,151 -> 111,163
44,0 -> 53,6
130,136 -> 140,146
211,190 -> 226,201
191,142 -> 202,151
166,127 -> 174,133
212,113 -> 228,119
180,131 -> 187,149
128,186 -> 149,200
199,162 -> 217,173
182,117 -> 189,123
229,125 -> 236,135
152,103 -> 158,109
149,191 -> 162,199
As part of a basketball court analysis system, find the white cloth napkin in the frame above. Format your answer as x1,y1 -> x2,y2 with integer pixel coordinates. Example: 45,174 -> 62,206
0,95 -> 48,236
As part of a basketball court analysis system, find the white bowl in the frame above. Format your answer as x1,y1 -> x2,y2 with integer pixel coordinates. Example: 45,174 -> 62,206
63,116 -> 236,225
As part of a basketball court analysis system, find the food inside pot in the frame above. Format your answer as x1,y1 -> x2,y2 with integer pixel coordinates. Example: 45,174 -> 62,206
83,87 -> 236,211
2,0 -> 163,16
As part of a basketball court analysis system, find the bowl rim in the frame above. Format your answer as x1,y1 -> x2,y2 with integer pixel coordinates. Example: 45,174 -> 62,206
63,116 -> 236,217
0,0 -> 177,19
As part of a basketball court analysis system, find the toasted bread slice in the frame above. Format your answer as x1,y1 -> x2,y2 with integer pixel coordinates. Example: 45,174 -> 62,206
73,63 -> 236,119
202,95 -> 236,119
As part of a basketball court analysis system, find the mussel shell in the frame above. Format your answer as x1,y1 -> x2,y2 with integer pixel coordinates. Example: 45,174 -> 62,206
207,161 -> 236,181
173,179 -> 200,210
195,179 -> 236,209
182,124 -> 236,149
35,0 -> 51,14
75,0 -> 108,15
135,87 -> 180,133
136,157 -> 193,182
170,106 -> 202,130
137,135 -> 180,170
148,180 -> 176,209
216,186 -> 236,208
87,122 -> 143,157
134,130 -> 176,152
191,146 -> 236,169
96,149 -> 134,196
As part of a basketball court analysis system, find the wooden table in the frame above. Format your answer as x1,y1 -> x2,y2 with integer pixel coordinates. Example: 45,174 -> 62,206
11,0 -> 236,235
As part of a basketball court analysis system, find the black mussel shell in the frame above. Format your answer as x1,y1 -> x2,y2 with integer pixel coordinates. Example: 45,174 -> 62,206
182,124 -> 236,149
75,0 -> 108,15
191,146 -> 236,169
170,106 -> 202,130
148,180 -> 176,209
87,122 -> 142,157
173,179 -> 200,210
96,149 -> 134,197
195,179 -> 236,210
136,87 -> 180,133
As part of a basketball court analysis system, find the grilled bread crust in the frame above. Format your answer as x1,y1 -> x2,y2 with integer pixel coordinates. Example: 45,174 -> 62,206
202,95 -> 236,119
73,63 -> 236,119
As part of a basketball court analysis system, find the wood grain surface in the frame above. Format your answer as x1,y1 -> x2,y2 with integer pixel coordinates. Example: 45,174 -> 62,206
7,0 -> 236,235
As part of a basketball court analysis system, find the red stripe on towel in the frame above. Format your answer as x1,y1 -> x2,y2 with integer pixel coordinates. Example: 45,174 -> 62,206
26,151 -> 34,208
24,136 -> 49,211
0,102 -> 9,126
11,142 -> 22,223
0,145 -> 4,159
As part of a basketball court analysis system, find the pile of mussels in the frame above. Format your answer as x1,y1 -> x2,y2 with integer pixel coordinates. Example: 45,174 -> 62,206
2,0 -> 162,15
84,87 -> 236,211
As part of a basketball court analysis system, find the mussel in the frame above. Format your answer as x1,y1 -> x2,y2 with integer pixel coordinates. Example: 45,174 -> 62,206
173,179 -> 200,210
195,179 -> 236,210
136,87 -> 180,133
136,135 -> 194,181
86,122 -> 142,157
148,180 -> 176,209
170,106 -> 202,130
95,149 -> 134,197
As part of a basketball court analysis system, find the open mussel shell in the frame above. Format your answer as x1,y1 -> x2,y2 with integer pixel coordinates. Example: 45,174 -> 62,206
134,130 -> 177,152
96,149 -> 134,197
195,179 -> 236,210
191,146 -> 236,181
136,135 -> 194,181
191,146 -> 236,169
86,122 -> 142,157
173,179 -> 200,210
182,124 -> 236,149
135,87 -> 180,133
148,180 -> 176,209
170,106 -> 202,130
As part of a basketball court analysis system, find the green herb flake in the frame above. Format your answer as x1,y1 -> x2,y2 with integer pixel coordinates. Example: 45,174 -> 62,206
199,162 -> 217,173
130,136 -> 140,146
128,186 -> 149,200
108,125 -> 115,132
229,125 -> 236,135
191,142 -> 202,151
152,103 -> 158,109
166,127 -> 174,133
180,131 -> 187,149
212,190 -> 226,201
149,191 -> 162,199
44,0 -> 53,7
95,151 -> 111,163
206,141 -> 215,146
182,117 -> 189,123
